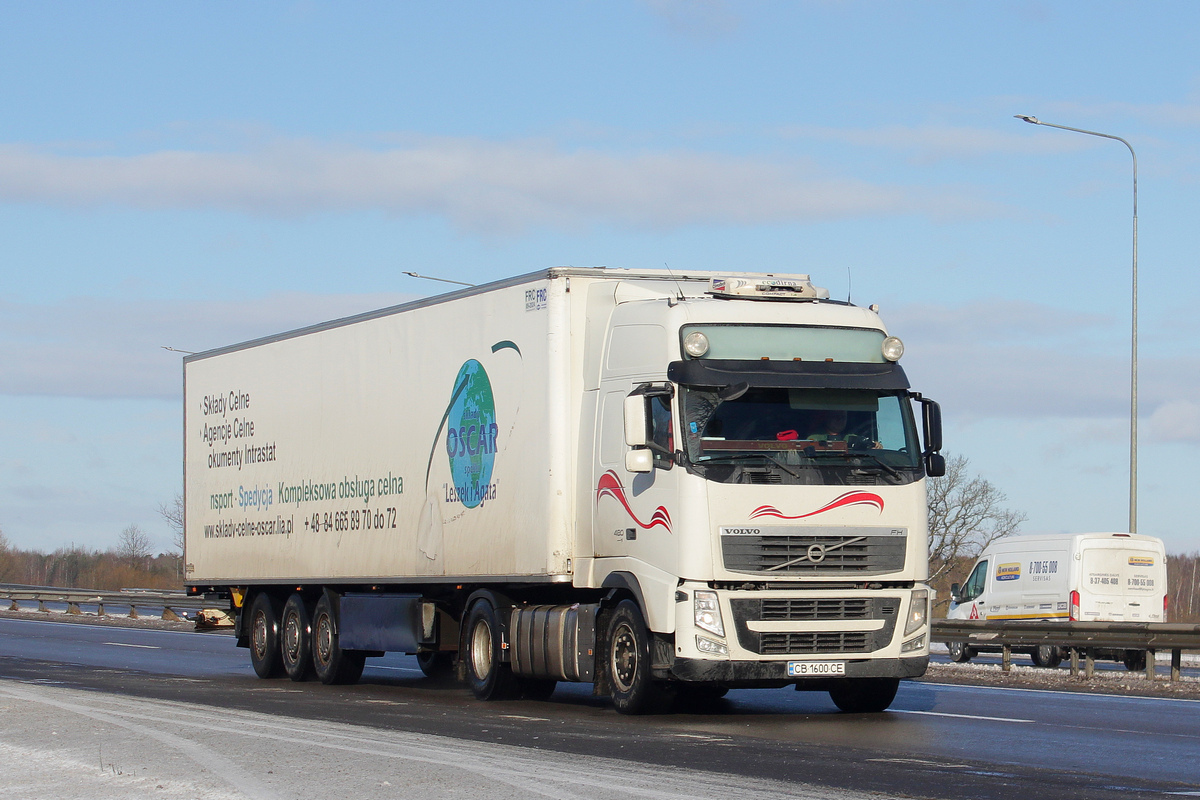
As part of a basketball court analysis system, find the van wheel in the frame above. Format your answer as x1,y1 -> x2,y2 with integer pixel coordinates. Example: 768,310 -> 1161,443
1122,650 -> 1147,672
1030,645 -> 1062,669
280,593 -> 315,681
463,600 -> 519,700
312,594 -> 366,685
248,593 -> 284,679
829,678 -> 900,713
947,641 -> 974,663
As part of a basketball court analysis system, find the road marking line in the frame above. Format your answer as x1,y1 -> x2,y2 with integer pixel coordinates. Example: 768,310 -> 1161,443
890,709 -> 1033,723
367,665 -> 424,674
103,642 -> 160,649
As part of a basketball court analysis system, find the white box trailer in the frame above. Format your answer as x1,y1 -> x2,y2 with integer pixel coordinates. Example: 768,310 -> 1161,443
184,267 -> 945,713
946,532 -> 1167,669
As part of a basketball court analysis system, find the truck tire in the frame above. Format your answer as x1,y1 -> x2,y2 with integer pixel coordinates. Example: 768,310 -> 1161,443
947,641 -> 974,663
463,600 -> 519,700
248,592 -> 284,679
828,678 -> 900,713
312,594 -> 366,685
416,650 -> 455,680
1030,645 -> 1062,669
280,593 -> 315,682
606,600 -> 672,715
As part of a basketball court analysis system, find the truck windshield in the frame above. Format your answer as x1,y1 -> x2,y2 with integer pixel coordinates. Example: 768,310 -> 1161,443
679,386 -> 922,485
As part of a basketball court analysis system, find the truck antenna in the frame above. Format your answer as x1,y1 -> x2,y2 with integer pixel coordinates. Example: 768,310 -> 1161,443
663,262 -> 685,304
846,267 -> 853,305
402,271 -> 475,287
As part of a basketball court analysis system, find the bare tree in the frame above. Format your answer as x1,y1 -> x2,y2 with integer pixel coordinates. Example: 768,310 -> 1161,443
927,453 -> 1026,585
158,492 -> 185,555
0,527 -> 17,582
116,524 -> 153,566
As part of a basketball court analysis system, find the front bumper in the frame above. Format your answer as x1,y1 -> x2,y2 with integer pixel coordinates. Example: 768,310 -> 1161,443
666,654 -> 928,686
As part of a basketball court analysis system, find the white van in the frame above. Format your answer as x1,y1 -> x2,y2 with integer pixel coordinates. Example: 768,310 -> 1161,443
946,533 -> 1167,669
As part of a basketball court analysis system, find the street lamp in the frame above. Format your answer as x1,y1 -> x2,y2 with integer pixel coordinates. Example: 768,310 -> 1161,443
1014,114 -> 1139,533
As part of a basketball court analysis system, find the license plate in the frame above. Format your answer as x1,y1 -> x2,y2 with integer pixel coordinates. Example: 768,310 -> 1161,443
788,660 -> 846,677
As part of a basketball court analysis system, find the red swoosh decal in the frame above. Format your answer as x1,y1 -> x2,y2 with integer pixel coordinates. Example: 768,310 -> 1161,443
596,470 -> 673,532
750,491 -> 884,521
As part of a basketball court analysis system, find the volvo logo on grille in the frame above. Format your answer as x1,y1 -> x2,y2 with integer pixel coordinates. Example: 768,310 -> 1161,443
807,544 -> 827,563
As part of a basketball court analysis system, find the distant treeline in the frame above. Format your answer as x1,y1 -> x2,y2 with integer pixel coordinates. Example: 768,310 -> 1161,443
0,535 -> 182,592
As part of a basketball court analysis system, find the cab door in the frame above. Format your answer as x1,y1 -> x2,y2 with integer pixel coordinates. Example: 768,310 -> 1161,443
592,383 -> 676,558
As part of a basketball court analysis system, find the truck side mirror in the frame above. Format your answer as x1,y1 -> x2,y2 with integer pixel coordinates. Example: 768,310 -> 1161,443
925,452 -> 946,478
921,398 -> 943,454
625,448 -> 653,473
623,394 -> 648,447
950,582 -> 961,603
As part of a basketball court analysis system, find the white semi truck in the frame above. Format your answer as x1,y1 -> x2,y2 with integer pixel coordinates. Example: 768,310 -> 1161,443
183,267 -> 945,713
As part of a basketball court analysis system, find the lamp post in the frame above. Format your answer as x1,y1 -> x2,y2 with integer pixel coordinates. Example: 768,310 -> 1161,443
1014,114 -> 1138,534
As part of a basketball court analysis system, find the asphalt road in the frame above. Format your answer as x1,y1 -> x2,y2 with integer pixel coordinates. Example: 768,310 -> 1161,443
1,617 -> 1197,799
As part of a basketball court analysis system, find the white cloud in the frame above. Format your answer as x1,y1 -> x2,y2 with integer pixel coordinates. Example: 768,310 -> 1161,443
1147,400 -> 1200,444
888,299 -> 1198,429
0,137 -> 996,232
0,293 -> 414,400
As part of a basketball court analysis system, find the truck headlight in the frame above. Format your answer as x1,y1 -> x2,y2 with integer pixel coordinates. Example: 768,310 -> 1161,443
694,590 -> 725,637
882,336 -> 904,362
904,589 -> 928,636
901,634 -> 926,653
696,636 -> 729,656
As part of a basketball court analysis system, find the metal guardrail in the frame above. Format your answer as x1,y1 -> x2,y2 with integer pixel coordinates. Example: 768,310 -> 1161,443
0,583 -> 230,623
933,619 -> 1200,682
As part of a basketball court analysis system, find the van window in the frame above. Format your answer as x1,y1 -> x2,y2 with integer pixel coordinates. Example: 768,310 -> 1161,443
961,559 -> 988,601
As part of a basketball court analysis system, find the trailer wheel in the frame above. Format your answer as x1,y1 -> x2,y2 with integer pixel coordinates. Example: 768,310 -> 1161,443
312,594 -> 365,685
248,592 -> 284,679
280,593 -> 315,682
947,641 -> 974,663
1030,645 -> 1062,669
606,600 -> 672,715
463,600 -> 519,700
828,678 -> 900,713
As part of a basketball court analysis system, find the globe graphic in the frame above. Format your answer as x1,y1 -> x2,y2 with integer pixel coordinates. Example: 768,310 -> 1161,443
445,359 -> 497,508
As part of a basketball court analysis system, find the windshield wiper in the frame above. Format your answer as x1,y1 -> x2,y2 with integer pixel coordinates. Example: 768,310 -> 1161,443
695,453 -> 803,479
799,448 -> 902,479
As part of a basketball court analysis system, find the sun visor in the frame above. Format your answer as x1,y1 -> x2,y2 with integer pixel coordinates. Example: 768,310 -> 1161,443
667,359 -> 910,391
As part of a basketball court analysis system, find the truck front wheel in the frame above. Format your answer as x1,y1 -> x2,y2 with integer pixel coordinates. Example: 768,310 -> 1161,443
463,600 -> 518,700
606,600 -> 673,715
828,678 -> 900,713
312,594 -> 365,685
248,592 -> 284,679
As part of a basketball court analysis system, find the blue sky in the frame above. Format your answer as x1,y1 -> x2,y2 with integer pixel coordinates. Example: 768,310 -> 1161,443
2,1 -> 1198,555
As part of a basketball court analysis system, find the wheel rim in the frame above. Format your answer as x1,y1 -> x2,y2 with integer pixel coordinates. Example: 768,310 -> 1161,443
470,619 -> 493,680
252,611 -> 269,660
282,611 -> 300,663
610,622 -> 637,692
314,614 -> 332,667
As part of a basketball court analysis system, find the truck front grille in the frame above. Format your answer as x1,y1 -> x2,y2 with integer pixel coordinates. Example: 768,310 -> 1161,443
722,533 -> 906,576
761,598 -> 871,620
729,596 -> 900,656
760,631 -> 869,655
